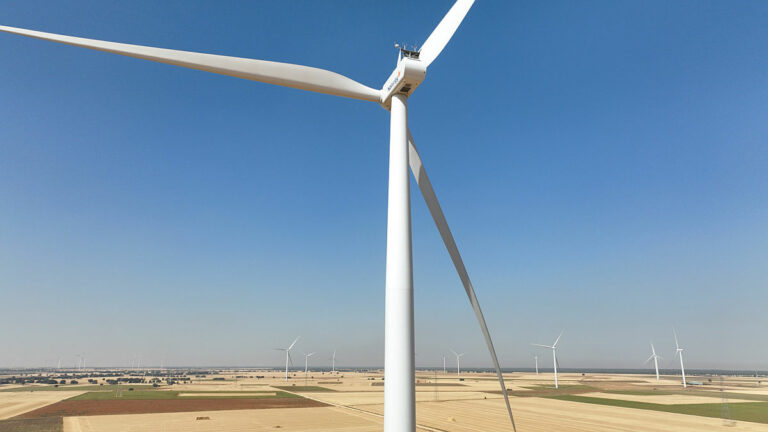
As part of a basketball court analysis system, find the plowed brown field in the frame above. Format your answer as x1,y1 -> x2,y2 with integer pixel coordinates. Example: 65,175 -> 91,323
15,398 -> 326,419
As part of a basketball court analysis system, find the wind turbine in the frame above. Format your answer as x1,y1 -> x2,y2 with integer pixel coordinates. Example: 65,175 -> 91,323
275,337 -> 299,381
645,342 -> 661,381
331,350 -> 336,374
673,330 -> 687,388
443,355 -> 446,374
450,349 -> 466,376
534,355 -> 539,375
532,332 -> 562,389
302,351 -> 316,374
0,2 -> 516,430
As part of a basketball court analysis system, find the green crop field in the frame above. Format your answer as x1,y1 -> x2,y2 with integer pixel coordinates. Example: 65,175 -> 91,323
272,385 -> 336,392
548,394 -> 768,424
0,385 -> 155,393
605,389 -> 768,402
524,384 -> 594,391
67,390 -> 299,401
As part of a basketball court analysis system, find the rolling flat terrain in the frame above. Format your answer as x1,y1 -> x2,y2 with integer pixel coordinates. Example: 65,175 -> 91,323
1,370 -> 766,431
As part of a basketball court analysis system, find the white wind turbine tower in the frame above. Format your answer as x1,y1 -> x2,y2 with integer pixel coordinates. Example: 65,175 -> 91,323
275,337 -> 300,381
443,355 -> 446,374
534,355 -> 539,375
645,342 -> 662,381
673,330 -> 687,388
302,352 -> 315,374
0,2 -> 516,430
450,350 -> 466,376
331,350 -> 337,374
532,332 -> 562,389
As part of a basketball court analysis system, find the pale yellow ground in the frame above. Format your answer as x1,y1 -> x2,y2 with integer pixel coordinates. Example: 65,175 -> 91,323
721,388 -> 768,395
357,397 -> 768,432
177,392 -> 276,397
4,370 -> 766,432
63,406 -> 381,432
0,391 -> 83,420
298,390 -> 502,406
579,392 -> 755,405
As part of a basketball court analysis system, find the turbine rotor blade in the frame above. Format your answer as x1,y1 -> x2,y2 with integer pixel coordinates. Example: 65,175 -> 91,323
288,337 -> 300,351
408,129 -> 516,431
0,25 -> 381,102
673,329 -> 680,349
531,343 -> 553,349
418,0 -> 475,67
553,332 -> 563,348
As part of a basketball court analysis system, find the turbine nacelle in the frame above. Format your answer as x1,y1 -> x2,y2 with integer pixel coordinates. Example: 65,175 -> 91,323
380,54 -> 427,108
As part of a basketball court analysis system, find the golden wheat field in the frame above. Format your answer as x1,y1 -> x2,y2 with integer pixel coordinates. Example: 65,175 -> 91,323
1,370 -> 766,431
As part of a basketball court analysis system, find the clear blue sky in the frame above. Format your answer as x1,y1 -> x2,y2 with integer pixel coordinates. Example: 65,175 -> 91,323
1,0 -> 766,371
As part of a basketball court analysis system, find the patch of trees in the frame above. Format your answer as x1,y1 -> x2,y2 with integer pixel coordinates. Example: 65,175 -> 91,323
0,377 -> 62,385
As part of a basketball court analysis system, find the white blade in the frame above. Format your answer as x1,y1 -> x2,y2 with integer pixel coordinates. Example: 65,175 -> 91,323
644,354 -> 654,364
408,130 -> 516,431
651,342 -> 656,356
288,336 -> 300,351
0,25 -> 381,102
450,349 -> 458,357
418,0 -> 475,67
308,352 -> 316,357
531,343 -> 554,349
552,332 -> 563,348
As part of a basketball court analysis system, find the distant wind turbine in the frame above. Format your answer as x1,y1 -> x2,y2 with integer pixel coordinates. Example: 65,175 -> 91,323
645,342 -> 662,381
331,350 -> 337,373
534,355 -> 539,375
532,332 -> 563,389
275,337 -> 300,381
302,351 -> 315,374
673,330 -> 687,388
442,355 -> 446,374
450,349 -> 465,376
